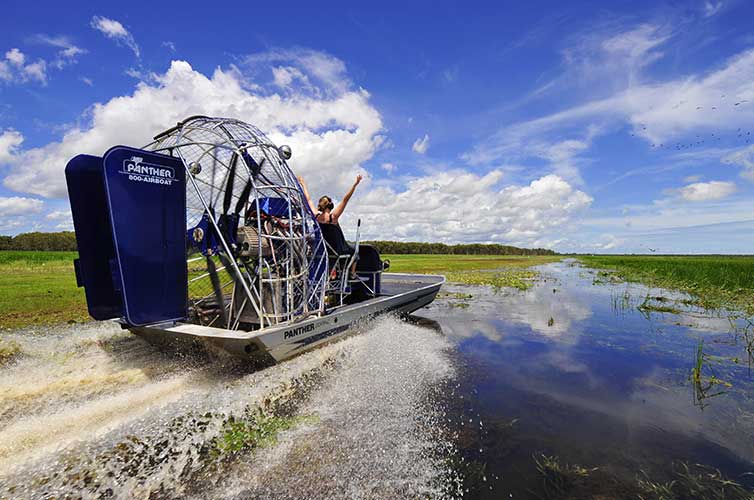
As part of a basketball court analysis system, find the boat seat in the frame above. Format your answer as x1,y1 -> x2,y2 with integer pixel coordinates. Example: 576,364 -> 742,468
319,223 -> 353,257
319,222 -> 359,302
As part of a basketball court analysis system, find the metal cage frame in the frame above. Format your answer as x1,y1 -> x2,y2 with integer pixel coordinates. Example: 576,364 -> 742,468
144,116 -> 328,330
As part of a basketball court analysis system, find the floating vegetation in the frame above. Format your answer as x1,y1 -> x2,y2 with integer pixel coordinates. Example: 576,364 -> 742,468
0,339 -> 21,365
638,295 -> 682,316
592,269 -> 623,286
637,462 -> 754,500
445,269 -> 538,291
215,411 -> 317,453
532,454 -> 754,499
533,453 -> 598,498
439,291 -> 474,309
442,292 -> 474,300
449,302 -> 470,309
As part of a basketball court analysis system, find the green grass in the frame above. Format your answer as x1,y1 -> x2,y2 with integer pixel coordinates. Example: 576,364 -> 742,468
0,251 -> 88,329
385,254 -> 561,290
0,252 -> 560,329
384,254 -> 561,273
580,255 -> 754,315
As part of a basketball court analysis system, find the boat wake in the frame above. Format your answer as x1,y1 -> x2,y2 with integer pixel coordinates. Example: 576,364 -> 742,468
0,316 -> 459,499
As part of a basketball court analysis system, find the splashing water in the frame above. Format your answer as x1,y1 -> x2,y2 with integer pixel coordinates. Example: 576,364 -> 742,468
0,316 -> 459,499
211,316 -> 461,500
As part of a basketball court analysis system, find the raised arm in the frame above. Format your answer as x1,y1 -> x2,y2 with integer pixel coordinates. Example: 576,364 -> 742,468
297,176 -> 317,214
332,174 -> 363,219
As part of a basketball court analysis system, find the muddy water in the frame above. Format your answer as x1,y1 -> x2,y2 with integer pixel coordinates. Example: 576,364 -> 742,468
0,317 -> 458,499
2,260 -> 754,499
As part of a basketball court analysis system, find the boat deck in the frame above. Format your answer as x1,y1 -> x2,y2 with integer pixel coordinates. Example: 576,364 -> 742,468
380,273 -> 445,296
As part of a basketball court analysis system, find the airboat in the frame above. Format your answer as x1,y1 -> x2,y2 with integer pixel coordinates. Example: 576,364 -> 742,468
65,116 -> 444,362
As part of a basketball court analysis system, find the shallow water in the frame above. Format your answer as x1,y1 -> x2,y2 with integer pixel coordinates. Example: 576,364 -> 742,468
1,260 -> 753,498
422,260 -> 754,498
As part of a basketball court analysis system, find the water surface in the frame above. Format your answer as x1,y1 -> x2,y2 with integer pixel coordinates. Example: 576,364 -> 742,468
1,260 -> 753,498
423,260 -> 754,498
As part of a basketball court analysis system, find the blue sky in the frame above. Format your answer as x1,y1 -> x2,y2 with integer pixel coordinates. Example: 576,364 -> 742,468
1,0 -> 753,253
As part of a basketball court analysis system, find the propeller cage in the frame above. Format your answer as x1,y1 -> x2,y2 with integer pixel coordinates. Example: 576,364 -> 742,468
144,116 -> 328,330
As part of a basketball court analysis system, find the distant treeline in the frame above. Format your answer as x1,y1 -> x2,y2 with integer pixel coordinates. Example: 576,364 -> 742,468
0,232 -> 77,251
0,231 -> 556,256
363,241 -> 557,255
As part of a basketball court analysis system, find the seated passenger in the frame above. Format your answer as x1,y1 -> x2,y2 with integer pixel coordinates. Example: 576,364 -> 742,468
298,174 -> 362,226
298,174 -> 362,274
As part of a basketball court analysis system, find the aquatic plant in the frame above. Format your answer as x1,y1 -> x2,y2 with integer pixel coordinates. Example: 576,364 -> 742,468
0,339 -> 21,365
533,453 -> 598,498
438,292 -> 474,300
216,411 -> 317,453
445,269 -> 538,290
638,294 -> 682,316
691,340 -> 732,409
580,255 -> 754,316
637,462 -> 753,500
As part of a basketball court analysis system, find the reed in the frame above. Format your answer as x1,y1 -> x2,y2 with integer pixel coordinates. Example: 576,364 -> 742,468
581,255 -> 754,314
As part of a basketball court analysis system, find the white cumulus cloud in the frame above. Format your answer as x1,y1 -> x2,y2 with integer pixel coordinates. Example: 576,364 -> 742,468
5,48 -> 25,66
46,209 -> 71,220
0,196 -> 44,216
0,130 -> 23,163
0,48 -> 47,84
0,56 -> 383,200
354,172 -> 591,246
677,180 -> 736,201
0,49 -> 594,247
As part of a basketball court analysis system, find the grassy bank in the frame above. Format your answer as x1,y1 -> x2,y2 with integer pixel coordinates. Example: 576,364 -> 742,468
0,251 -> 88,329
580,255 -> 754,314
385,254 -> 562,290
0,251 -> 561,329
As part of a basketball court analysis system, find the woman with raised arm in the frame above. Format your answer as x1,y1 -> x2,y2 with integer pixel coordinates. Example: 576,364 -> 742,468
298,174 -> 363,278
297,174 -> 363,226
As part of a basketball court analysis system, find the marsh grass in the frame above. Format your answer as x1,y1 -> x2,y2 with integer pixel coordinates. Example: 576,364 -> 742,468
637,462 -> 754,500
0,339 -> 21,365
445,269 -> 539,290
384,254 -> 561,274
0,251 -> 88,329
533,454 -> 599,498
1,251 -> 560,329
638,295 -> 683,316
691,340 -> 732,409
532,454 -> 754,499
581,255 -> 754,315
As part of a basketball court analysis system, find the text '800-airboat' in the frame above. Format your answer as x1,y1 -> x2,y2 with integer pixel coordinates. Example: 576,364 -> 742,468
65,116 -> 444,363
